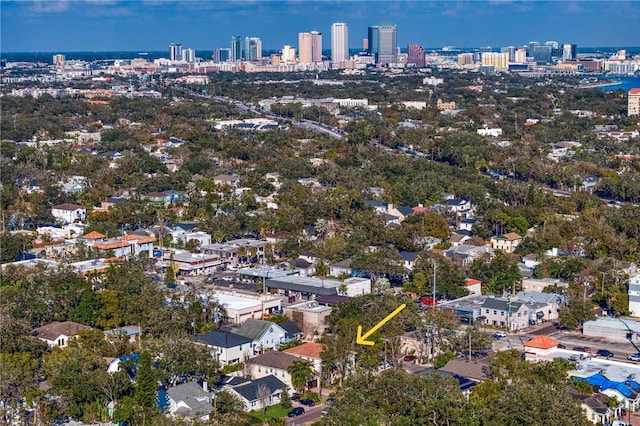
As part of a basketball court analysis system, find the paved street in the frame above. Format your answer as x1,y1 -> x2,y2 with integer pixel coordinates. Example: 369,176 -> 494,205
284,403 -> 325,426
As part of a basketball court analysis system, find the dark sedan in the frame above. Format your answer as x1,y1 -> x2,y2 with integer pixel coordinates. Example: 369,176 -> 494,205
288,407 -> 305,417
300,399 -> 315,406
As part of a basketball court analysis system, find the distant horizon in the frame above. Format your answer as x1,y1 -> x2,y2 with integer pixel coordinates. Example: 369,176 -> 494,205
2,45 -> 639,59
2,1 -> 639,53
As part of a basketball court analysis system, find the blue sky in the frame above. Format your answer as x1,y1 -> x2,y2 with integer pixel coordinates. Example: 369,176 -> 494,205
1,1 -> 639,53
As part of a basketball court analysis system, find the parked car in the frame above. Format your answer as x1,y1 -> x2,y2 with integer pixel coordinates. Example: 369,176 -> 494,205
557,343 -> 566,349
494,331 -> 507,339
627,353 -> 640,361
300,399 -> 315,406
572,346 -> 592,353
595,349 -> 614,358
321,407 -> 329,417
288,407 -> 305,417
291,393 -> 300,401
403,355 -> 417,362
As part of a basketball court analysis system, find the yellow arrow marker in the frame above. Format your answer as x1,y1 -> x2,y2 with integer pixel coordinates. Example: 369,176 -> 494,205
356,303 -> 407,346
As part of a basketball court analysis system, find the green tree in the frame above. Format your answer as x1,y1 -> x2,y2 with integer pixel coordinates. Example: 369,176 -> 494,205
287,360 -> 313,394
280,384 -> 292,409
133,350 -> 158,423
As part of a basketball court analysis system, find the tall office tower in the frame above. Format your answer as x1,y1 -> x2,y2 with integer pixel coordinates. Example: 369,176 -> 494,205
407,44 -> 426,67
298,32 -> 313,63
182,48 -> 195,63
311,31 -> 323,63
481,52 -> 509,69
629,88 -> 640,117
213,48 -> 230,63
363,38 -> 368,51
562,44 -> 577,61
170,43 -> 183,61
515,48 -> 527,64
231,36 -> 243,62
544,40 -> 559,49
501,46 -> 516,62
377,24 -> 397,64
282,45 -> 296,64
331,23 -> 349,65
527,41 -> 540,56
532,44 -> 552,64
480,46 -> 492,53
457,53 -> 475,66
367,26 -> 379,56
52,54 -> 66,65
244,37 -> 262,61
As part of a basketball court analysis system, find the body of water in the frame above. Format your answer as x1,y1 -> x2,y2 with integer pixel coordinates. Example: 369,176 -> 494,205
596,76 -> 640,92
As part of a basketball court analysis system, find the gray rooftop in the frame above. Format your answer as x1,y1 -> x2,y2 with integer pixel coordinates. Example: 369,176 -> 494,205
231,319 -> 284,341
230,375 -> 285,402
194,330 -> 253,348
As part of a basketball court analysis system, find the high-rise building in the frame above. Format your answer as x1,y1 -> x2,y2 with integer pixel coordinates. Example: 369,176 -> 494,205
377,24 -> 397,65
244,37 -> 262,62
629,88 -> 640,116
367,26 -> 379,56
298,32 -> 313,63
562,43 -> 577,61
481,52 -> 509,69
213,48 -> 230,63
480,46 -> 492,53
457,53 -> 475,67
52,54 -> 66,65
282,45 -> 296,64
331,23 -> 349,65
170,43 -> 183,61
231,36 -> 243,62
515,48 -> 527,64
532,44 -> 552,64
363,38 -> 368,51
182,48 -> 195,63
311,31 -> 323,63
407,44 -> 426,67
501,46 -> 516,62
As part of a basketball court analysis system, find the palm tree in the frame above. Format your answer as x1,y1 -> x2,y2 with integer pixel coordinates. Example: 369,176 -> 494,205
287,360 -> 313,394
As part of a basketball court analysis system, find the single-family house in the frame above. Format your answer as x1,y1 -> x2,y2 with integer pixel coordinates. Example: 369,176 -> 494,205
166,381 -> 214,421
568,389 -> 617,425
436,198 -> 474,218
282,342 -> 325,374
213,174 -> 240,188
51,203 -> 86,224
33,321 -> 92,348
329,258 -> 352,277
399,251 -> 421,271
575,372 -> 640,412
491,233 -> 523,254
231,319 -> 287,353
194,330 -> 253,366
225,375 -> 285,412
247,351 -> 299,389
464,279 -> 482,295
279,321 -> 303,341
104,325 -> 141,344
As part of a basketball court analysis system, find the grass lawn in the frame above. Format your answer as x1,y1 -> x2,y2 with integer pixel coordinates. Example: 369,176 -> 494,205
250,404 -> 291,422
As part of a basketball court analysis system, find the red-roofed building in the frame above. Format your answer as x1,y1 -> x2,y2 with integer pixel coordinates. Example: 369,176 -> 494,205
465,279 -> 482,295
524,335 -> 559,350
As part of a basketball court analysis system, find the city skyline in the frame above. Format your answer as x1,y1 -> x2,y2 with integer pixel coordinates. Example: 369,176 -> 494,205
1,1 -> 640,53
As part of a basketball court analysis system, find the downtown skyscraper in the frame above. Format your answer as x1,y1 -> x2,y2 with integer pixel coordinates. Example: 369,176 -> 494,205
244,37 -> 262,62
231,36 -> 242,62
331,22 -> 349,65
377,24 -> 397,65
299,31 -> 322,64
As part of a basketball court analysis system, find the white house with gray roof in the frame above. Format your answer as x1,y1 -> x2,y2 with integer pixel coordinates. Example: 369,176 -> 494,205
166,381 -> 213,421
231,319 -> 287,353
225,375 -> 285,412
194,330 -> 253,365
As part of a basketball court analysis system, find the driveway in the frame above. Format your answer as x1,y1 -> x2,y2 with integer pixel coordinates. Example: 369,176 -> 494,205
284,404 -> 325,425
